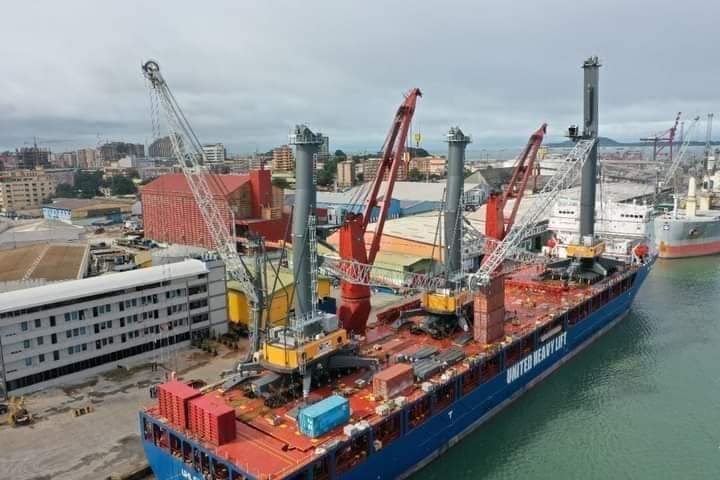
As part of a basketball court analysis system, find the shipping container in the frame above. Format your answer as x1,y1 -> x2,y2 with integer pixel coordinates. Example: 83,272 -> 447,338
188,394 -> 236,446
373,363 -> 414,400
157,381 -> 200,429
298,395 -> 350,438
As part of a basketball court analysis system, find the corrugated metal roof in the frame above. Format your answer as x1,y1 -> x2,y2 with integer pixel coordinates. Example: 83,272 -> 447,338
141,173 -> 250,197
0,259 -> 208,314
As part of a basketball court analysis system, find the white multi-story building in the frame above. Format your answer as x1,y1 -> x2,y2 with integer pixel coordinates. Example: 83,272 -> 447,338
0,258 -> 227,396
202,143 -> 226,167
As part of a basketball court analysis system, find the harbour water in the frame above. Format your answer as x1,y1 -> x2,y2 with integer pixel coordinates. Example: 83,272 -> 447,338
413,256 -> 720,479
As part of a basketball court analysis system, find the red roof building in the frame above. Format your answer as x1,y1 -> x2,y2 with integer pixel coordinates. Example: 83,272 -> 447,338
142,170 -> 288,249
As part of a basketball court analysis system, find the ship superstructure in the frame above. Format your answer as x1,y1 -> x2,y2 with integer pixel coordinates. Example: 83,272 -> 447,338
654,172 -> 720,258
139,57 -> 654,480
549,195 -> 653,261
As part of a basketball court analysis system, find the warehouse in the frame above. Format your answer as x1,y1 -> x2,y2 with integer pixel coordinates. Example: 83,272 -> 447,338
42,198 -> 133,225
227,267 -> 333,331
142,170 -> 288,249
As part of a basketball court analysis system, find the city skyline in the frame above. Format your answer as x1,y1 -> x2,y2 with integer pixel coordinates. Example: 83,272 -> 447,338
1,0 -> 718,154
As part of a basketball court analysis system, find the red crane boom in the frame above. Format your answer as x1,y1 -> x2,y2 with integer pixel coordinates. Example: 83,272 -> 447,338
485,123 -> 547,240
337,88 -> 422,334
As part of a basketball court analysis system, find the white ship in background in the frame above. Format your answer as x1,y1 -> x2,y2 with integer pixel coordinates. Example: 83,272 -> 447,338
548,192 -> 653,260
653,172 -> 720,258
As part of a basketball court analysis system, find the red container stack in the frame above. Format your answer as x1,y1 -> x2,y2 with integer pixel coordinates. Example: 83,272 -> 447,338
373,363 -> 414,400
188,394 -> 236,446
157,381 -> 201,430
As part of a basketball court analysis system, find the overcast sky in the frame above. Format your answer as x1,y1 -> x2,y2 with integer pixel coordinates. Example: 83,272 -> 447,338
1,0 -> 717,155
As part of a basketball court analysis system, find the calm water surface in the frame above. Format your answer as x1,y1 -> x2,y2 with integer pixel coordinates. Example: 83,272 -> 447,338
413,256 -> 720,480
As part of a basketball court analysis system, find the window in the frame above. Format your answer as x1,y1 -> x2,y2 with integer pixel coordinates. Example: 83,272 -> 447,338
53,350 -> 59,361
107,320 -> 112,328
68,347 -> 74,355
49,316 -> 56,327
120,318 -> 125,327
65,313 -> 71,322
80,327 -> 86,335
73,328 -> 79,336
82,343 -> 87,351
102,338 -> 107,346
21,321 -> 28,331
94,324 -> 99,334
96,340 -> 101,350
37,336 -> 44,346
66,330 -> 72,339
39,354 -> 45,363
109,337 -> 114,344
34,318 -> 41,328
51,333 -> 57,344
23,339 -> 30,349
121,333 -> 127,343
25,357 -> 32,367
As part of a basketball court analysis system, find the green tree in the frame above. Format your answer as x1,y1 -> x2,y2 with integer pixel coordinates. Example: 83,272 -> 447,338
316,169 -> 334,187
108,176 -> 138,195
272,177 -> 290,189
74,171 -> 103,198
334,149 -> 346,159
407,168 -> 424,182
55,183 -> 77,198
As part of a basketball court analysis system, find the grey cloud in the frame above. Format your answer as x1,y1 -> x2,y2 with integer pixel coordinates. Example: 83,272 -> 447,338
1,0 -> 717,154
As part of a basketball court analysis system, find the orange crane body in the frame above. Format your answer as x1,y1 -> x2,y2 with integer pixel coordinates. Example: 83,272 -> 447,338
337,88 -> 422,335
485,123 -> 547,241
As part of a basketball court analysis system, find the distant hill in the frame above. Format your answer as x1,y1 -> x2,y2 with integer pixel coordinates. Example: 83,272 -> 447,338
546,136 -> 625,147
546,136 -> 720,148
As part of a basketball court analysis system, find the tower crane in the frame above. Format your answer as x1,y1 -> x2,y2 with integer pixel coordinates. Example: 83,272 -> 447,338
337,88 -> 421,335
485,124 -> 547,240
641,112 -> 681,163
142,60 -> 264,353
660,115 -> 700,190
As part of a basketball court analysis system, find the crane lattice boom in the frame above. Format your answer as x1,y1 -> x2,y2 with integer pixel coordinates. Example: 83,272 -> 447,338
469,138 -> 596,289
661,116 -> 700,188
142,60 -> 258,303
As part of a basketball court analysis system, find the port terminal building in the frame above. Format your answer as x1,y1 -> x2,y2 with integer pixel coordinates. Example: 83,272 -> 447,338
0,258 -> 227,397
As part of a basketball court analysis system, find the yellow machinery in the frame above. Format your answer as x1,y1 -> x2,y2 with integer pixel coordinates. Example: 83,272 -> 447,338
261,328 -> 349,372
566,241 -> 605,259
421,289 -> 471,315
8,396 -> 32,427
228,276 -> 332,330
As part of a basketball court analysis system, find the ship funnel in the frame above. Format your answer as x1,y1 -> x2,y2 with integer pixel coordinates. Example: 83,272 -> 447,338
579,56 -> 601,240
290,124 -> 324,319
444,127 -> 471,279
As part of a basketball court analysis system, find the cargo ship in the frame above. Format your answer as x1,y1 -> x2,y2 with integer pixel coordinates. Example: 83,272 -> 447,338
654,172 -> 720,258
139,57 -> 655,480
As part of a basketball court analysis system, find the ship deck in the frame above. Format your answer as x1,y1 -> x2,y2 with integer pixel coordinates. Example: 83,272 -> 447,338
143,262 -> 639,479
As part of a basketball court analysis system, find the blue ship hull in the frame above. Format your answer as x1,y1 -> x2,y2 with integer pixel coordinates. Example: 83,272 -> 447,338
141,261 -> 653,480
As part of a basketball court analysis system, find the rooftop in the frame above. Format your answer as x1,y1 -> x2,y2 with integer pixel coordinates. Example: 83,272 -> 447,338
0,258 -> 207,314
0,243 -> 88,285
141,173 -> 250,197
43,198 -> 134,210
